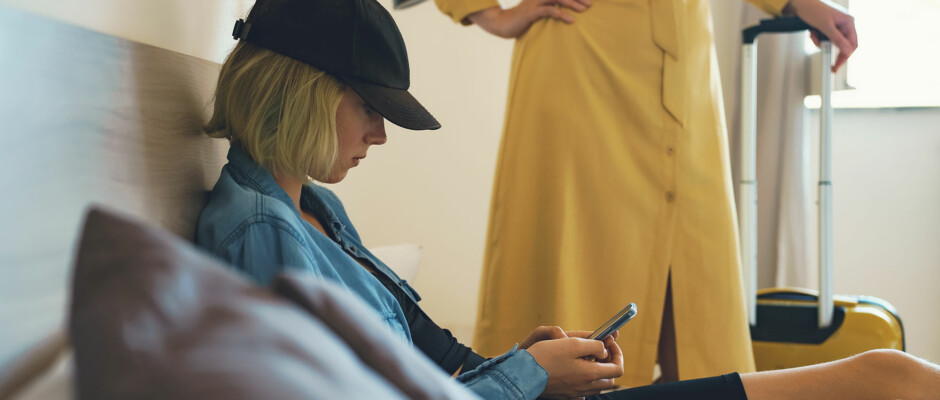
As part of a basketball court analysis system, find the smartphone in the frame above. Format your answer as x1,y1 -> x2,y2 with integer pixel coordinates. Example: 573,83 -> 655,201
588,302 -> 637,340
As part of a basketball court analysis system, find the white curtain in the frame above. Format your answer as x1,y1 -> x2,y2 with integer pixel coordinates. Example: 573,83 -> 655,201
712,1 -> 815,290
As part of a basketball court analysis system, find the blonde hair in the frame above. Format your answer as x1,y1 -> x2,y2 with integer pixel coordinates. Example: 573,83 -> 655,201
204,41 -> 345,182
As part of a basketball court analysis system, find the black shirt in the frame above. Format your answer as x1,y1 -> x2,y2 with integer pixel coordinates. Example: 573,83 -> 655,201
371,271 -> 487,374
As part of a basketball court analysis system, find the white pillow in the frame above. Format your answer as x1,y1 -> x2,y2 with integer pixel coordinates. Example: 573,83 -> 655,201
369,244 -> 422,282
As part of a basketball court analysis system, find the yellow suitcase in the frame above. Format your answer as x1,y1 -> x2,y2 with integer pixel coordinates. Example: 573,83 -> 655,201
738,18 -> 905,371
751,288 -> 904,371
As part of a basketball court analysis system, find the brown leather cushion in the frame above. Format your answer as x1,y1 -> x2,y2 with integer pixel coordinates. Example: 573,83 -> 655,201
69,207 -> 476,400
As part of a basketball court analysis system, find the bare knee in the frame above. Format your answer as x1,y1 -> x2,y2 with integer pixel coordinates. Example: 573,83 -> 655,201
854,349 -> 938,399
853,349 -> 911,378
855,349 -> 908,366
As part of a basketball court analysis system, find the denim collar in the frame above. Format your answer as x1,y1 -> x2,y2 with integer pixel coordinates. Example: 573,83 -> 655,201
301,189 -> 346,240
225,146 -> 345,237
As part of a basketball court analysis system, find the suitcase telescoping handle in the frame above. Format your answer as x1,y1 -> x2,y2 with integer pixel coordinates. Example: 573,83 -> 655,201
739,17 -> 834,329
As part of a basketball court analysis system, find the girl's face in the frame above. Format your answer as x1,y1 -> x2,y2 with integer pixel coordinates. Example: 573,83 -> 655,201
323,89 -> 387,183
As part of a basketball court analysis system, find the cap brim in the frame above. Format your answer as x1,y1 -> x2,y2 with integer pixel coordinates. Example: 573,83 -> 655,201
345,78 -> 440,131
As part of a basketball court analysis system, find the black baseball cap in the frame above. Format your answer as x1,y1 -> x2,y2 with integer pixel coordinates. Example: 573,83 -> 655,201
232,0 -> 440,130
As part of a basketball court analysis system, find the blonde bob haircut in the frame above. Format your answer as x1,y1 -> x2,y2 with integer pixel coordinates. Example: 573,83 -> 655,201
204,41 -> 345,182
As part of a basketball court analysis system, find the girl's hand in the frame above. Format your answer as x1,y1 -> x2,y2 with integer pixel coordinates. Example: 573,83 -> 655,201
520,325 -> 569,349
526,337 -> 624,399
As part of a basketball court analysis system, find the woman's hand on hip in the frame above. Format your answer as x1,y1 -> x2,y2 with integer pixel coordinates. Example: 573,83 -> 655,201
784,0 -> 858,72
526,336 -> 624,399
466,0 -> 592,39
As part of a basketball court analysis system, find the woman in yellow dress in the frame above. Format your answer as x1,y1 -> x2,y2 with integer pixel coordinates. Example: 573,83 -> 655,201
435,0 -> 857,386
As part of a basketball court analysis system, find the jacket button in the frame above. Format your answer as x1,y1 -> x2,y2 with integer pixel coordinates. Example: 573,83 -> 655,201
665,191 -> 676,202
666,146 -> 675,156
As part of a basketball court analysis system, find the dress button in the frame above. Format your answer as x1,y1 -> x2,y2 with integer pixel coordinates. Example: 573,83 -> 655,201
666,146 -> 675,156
665,191 -> 676,202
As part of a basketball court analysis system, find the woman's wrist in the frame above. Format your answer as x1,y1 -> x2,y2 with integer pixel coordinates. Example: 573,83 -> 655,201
465,6 -> 502,26
782,0 -> 810,16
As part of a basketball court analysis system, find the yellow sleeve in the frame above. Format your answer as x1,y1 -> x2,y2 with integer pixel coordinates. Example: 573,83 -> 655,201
745,0 -> 791,16
434,0 -> 500,25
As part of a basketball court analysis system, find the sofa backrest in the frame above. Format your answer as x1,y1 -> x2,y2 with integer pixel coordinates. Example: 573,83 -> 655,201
0,3 -> 228,378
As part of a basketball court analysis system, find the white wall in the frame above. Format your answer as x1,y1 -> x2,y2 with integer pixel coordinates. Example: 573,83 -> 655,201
4,0 -> 936,360
807,108 -> 940,362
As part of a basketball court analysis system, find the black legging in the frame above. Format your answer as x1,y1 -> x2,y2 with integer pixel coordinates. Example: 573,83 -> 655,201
589,373 -> 747,400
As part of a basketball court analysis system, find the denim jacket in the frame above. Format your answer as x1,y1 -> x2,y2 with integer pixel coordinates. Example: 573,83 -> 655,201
196,146 -> 548,400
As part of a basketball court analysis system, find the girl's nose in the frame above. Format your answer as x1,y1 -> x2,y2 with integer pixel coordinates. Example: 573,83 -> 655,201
369,120 -> 387,145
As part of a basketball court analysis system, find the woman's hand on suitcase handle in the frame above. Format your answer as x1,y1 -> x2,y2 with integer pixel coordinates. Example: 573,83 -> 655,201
783,0 -> 858,72
526,336 -> 624,399
465,0 -> 592,39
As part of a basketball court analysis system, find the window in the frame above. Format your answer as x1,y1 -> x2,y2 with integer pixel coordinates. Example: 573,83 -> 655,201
804,0 -> 940,109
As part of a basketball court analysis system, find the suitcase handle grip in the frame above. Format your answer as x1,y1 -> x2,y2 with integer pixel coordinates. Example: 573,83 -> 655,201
742,17 -> 828,44
740,16 -> 835,329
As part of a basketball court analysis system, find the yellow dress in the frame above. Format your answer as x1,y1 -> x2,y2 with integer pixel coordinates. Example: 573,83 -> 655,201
436,0 -> 788,386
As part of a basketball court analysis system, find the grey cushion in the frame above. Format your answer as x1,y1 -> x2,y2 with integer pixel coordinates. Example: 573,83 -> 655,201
69,206 -> 477,400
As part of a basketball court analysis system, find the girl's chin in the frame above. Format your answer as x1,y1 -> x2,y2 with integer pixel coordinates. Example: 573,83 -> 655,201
319,170 -> 349,184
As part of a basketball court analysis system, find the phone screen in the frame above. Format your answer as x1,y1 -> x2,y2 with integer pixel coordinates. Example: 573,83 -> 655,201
588,302 -> 637,340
